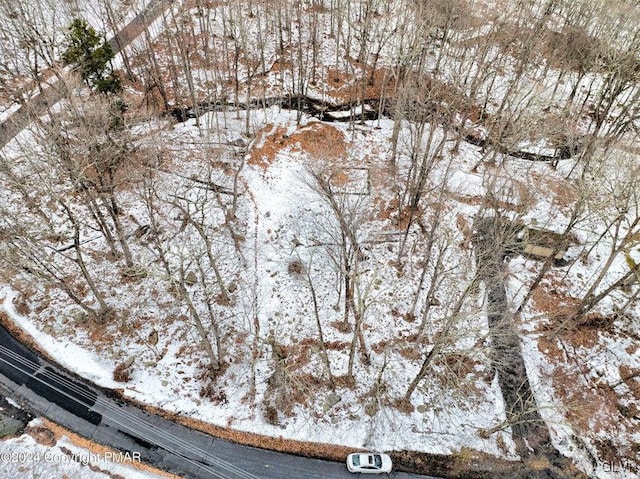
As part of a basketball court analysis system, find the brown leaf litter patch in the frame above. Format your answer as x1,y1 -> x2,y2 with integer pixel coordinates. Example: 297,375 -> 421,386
538,333 -> 640,465
619,365 -> 640,399
329,168 -> 354,186
541,322 -> 601,352
269,57 -> 293,73
25,425 -> 56,447
370,334 -> 429,356
437,353 -> 483,379
374,196 -> 417,231
537,335 -> 566,363
367,155 -> 395,186
531,286 -> 581,323
324,66 -> 397,104
289,121 -> 348,160
248,123 -> 279,168
530,171 -> 577,213
547,357 -> 639,466
532,285 -> 621,351
551,362 -> 621,433
456,212 -> 473,249
374,196 -> 399,222
249,122 -> 347,170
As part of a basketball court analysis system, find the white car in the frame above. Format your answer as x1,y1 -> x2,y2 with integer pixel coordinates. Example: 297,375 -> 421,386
346,452 -> 393,474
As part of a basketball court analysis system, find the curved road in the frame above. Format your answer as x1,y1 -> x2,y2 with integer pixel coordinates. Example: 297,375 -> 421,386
0,323 -> 439,479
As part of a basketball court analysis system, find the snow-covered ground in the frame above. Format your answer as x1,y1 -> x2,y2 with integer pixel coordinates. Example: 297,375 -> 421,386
0,419 -> 168,479
0,107 -> 517,459
0,1 -> 639,478
1,102 -> 638,478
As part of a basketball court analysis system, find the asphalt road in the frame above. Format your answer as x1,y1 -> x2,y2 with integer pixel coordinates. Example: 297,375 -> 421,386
0,322 -> 441,479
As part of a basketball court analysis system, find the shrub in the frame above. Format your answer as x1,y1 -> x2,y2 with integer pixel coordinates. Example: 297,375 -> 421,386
113,361 -> 131,382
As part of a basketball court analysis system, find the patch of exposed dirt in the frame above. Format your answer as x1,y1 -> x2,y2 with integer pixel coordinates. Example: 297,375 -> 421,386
249,122 -> 347,170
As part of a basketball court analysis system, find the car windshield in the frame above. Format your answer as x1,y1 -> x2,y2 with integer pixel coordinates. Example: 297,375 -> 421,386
353,453 -> 383,469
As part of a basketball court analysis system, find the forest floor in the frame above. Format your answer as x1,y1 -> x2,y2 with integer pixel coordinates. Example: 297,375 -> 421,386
1,1 -> 639,478
1,102 -> 639,478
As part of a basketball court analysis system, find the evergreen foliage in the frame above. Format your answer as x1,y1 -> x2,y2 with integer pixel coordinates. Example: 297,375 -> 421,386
62,18 -> 121,94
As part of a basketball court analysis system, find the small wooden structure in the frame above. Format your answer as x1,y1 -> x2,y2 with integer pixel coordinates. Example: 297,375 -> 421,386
518,227 -> 569,260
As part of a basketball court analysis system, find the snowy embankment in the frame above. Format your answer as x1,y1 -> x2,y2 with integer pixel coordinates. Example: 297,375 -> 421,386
0,418 -> 168,479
